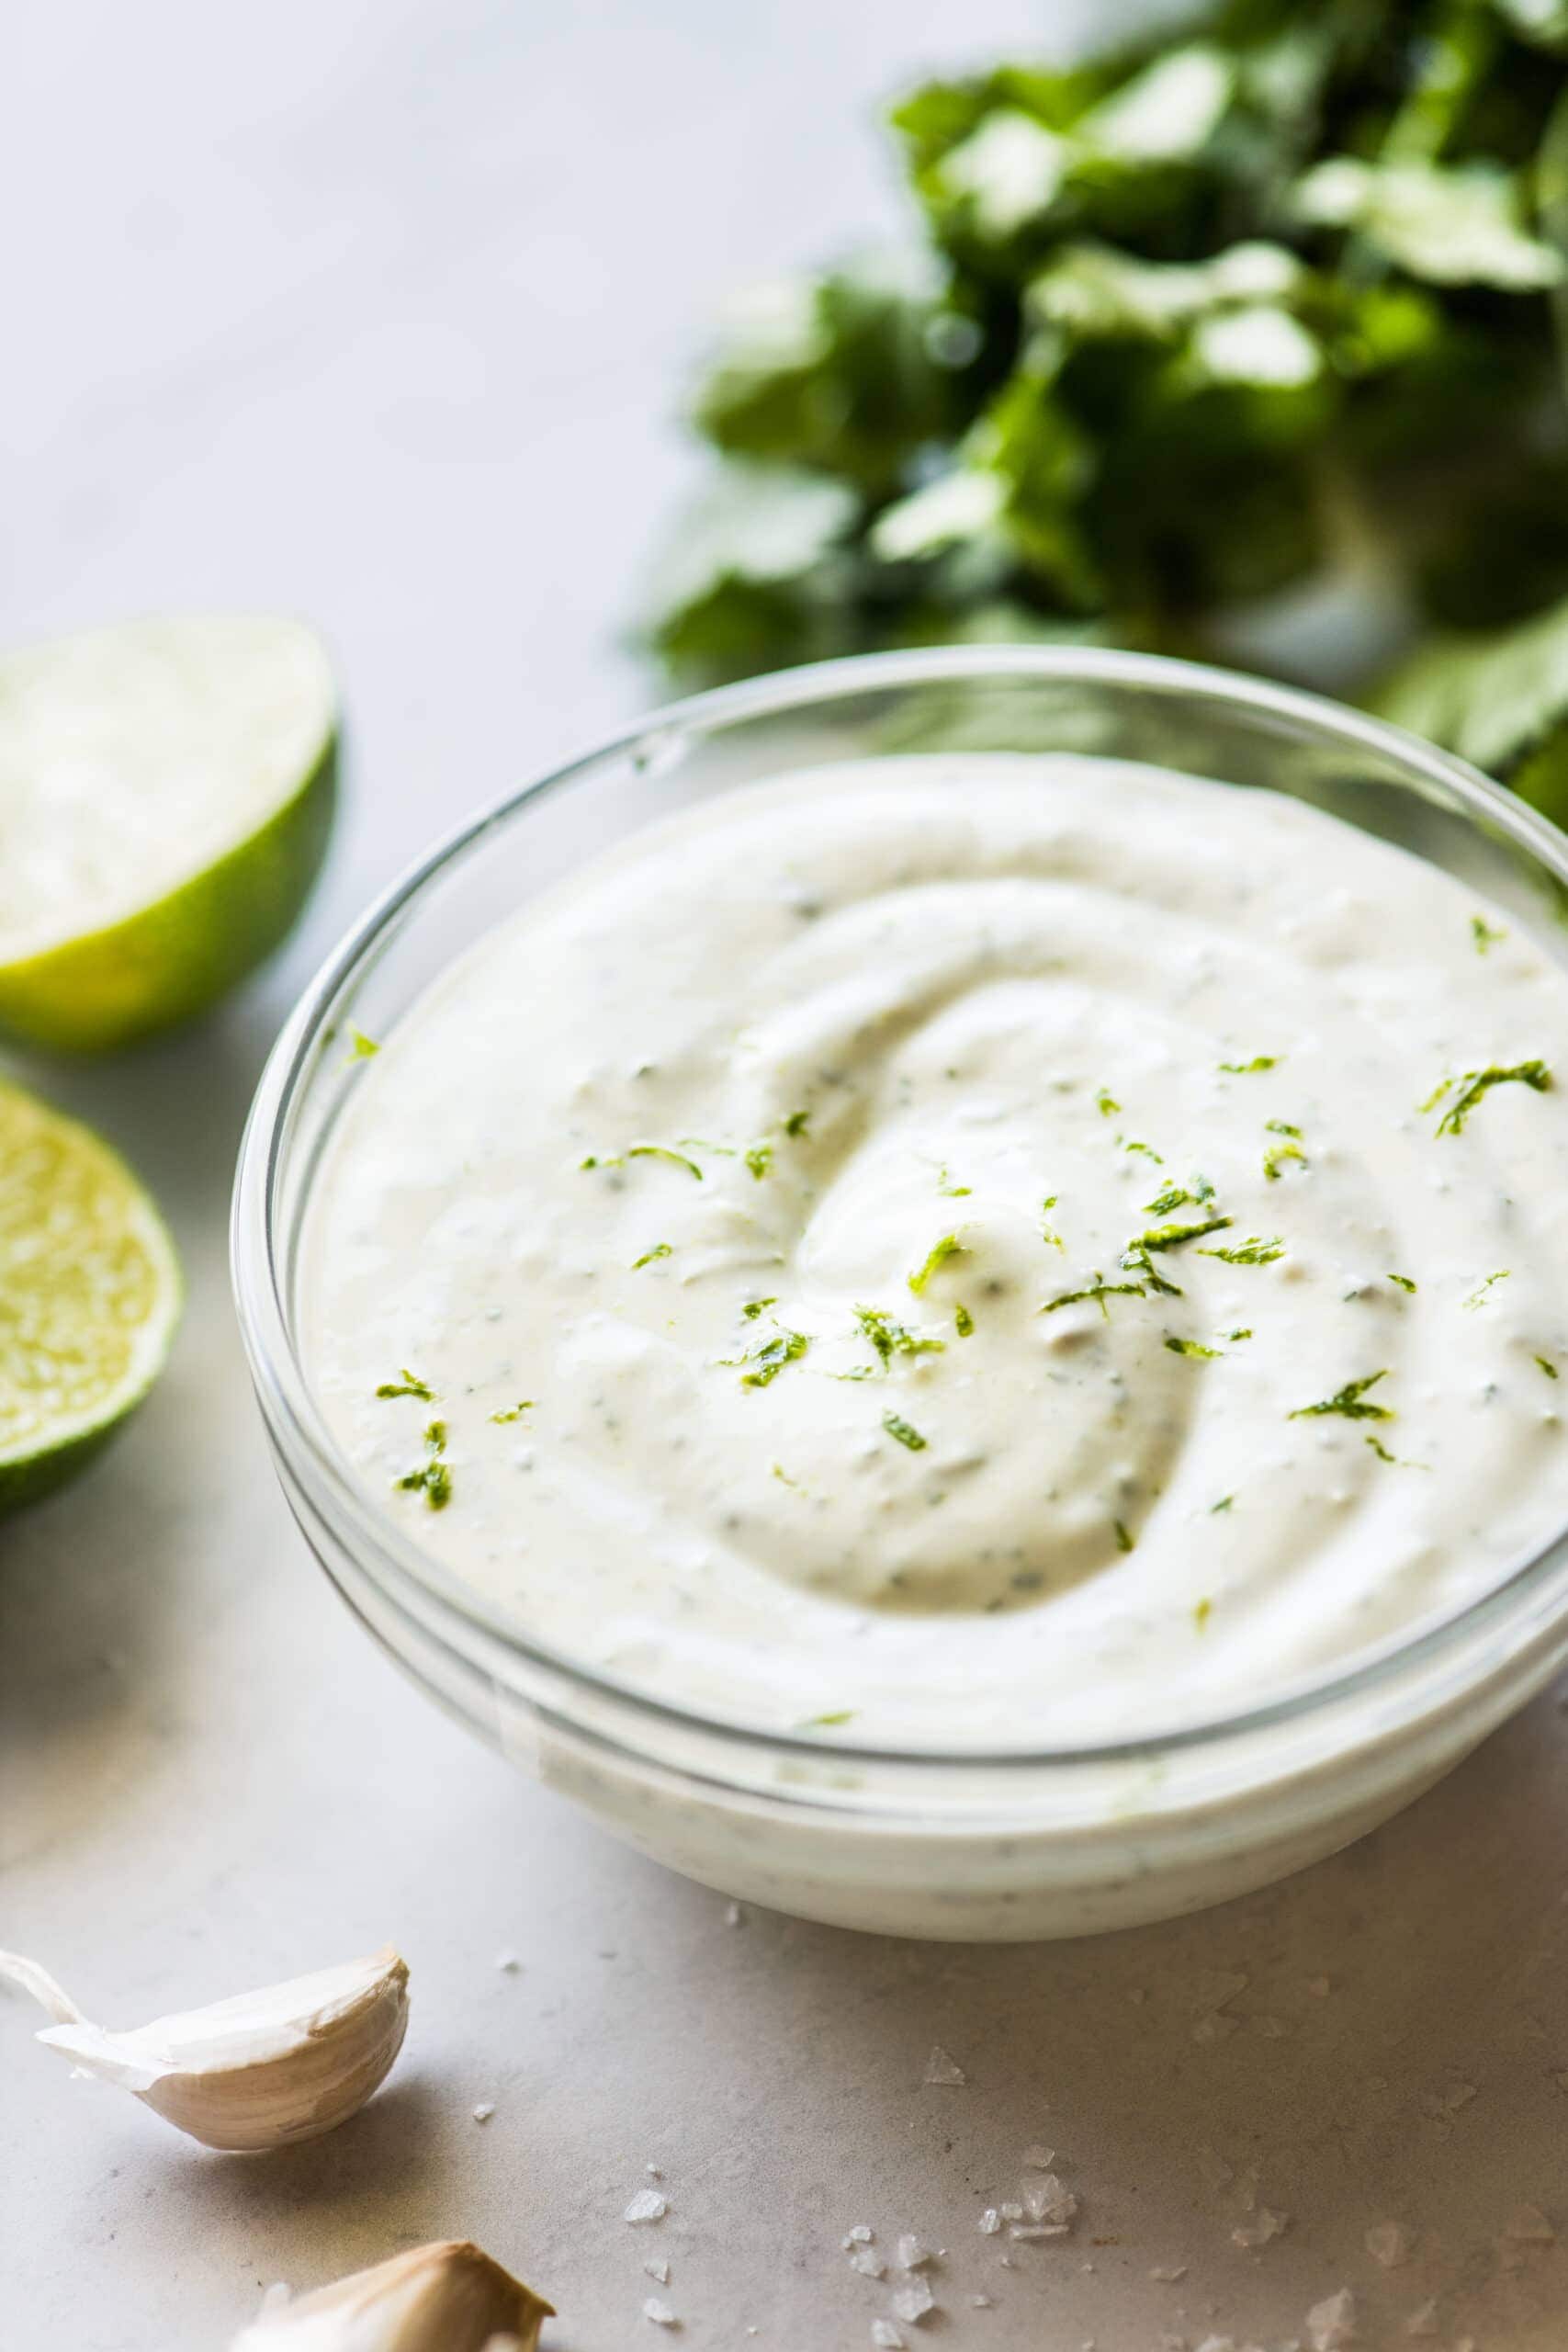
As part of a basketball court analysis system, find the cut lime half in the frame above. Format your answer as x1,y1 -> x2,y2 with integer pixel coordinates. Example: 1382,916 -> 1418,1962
0,1077 -> 182,1517
0,614 -> 338,1053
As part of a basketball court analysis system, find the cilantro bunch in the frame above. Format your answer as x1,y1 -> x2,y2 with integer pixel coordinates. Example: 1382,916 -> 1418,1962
644,0 -> 1568,809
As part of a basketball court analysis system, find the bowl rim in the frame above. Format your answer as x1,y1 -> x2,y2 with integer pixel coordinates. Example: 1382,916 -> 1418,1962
231,640 -> 1568,1773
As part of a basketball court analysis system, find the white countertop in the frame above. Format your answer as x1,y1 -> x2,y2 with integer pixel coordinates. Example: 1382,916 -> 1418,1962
6,6 -> 1568,2346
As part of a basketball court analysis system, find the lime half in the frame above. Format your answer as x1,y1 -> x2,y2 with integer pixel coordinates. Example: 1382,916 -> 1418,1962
0,1077 -> 181,1517
0,615 -> 338,1053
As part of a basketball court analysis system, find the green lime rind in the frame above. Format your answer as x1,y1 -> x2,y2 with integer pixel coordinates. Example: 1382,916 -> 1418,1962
0,1078 -> 182,1521
0,734 -> 336,1054
0,615 -> 339,1056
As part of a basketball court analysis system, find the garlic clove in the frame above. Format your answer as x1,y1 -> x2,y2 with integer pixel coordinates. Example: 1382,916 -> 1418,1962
0,1944 -> 409,2153
230,2241 -> 555,2352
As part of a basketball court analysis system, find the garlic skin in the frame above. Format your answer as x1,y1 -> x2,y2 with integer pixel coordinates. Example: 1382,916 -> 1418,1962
0,1944 -> 408,2153
230,2241 -> 555,2352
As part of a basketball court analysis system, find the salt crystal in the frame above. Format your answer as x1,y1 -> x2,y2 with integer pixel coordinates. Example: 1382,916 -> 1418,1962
1505,2202 -> 1556,2241
1022,2143 -> 1057,2169
978,2210 -> 1001,2236
844,2226 -> 874,2245
1230,2206 -> 1287,2249
1150,2264 -> 1189,2282
851,2251 -> 886,2278
1404,2301 -> 1439,2338
897,2236 -> 937,2270
725,1902 -> 744,1927
1365,2220 -> 1411,2268
871,2326 -> 904,2350
1024,2174 -> 1077,2227
642,2298 -> 678,2328
891,2278 -> 935,2324
494,1951 -> 521,1973
998,2201 -> 1023,2222
471,2102 -> 495,2123
923,2044 -> 966,2086
970,2294 -> 992,2308
625,2190 -> 669,2224
1009,2224 -> 1066,2241
1196,2147 -> 1235,2193
1305,2287 -> 1358,2349
646,2164 -> 663,2177
644,2261 -> 670,2285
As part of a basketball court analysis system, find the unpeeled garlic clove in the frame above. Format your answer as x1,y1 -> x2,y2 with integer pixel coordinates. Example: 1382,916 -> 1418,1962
230,2241 -> 555,2352
0,1943 -> 408,2153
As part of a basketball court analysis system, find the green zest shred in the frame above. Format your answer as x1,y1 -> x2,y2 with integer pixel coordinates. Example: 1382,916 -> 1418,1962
883,1410 -> 928,1452
1388,1272 -> 1417,1292
1199,1236 -> 1284,1265
1434,1059 -> 1551,1135
395,1419 -> 451,1510
376,1368 -> 434,1400
1112,1519 -> 1134,1553
490,1399 -> 536,1424
734,1329 -> 810,1388
742,1296 -> 778,1319
632,1242 -> 673,1269
1462,1269 -> 1511,1310
350,1028 -> 381,1058
1042,1274 -> 1145,1317
1166,1335 -> 1221,1359
954,1303 -> 975,1336
856,1305 -> 946,1368
1290,1370 -> 1393,1422
1218,1055 -> 1279,1073
1471,916 -> 1506,954
908,1233 -> 968,1294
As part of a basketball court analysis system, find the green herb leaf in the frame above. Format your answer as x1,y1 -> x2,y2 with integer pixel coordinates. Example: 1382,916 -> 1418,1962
1472,915 -> 1506,954
954,1302 -> 975,1336
742,1296 -> 778,1319
1042,1274 -> 1145,1316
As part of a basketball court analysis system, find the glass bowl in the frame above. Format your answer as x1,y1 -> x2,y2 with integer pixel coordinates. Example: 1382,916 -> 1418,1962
232,646 -> 1568,1941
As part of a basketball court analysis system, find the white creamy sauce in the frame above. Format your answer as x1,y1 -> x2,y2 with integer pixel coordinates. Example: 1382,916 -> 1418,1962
301,755 -> 1568,1747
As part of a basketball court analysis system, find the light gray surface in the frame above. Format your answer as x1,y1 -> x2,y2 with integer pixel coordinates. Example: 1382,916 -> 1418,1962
5,6 -> 1568,2346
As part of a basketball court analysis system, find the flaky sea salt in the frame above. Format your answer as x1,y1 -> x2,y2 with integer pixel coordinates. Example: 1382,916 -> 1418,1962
644,2261 -> 670,2285
625,2189 -> 669,2224
1230,2206 -> 1288,2249
494,1951 -> 520,1973
725,1902 -> 744,1927
1010,2224 -> 1066,2242
1024,2175 -> 1077,2227
923,2044 -> 966,2086
897,2236 -> 937,2270
871,2325 -> 904,2350
998,2202 -> 1023,2223
1150,2264 -> 1188,2282
1022,2143 -> 1057,2169
1365,2220 -> 1412,2267
642,2298 -> 678,2327
969,2294 -> 992,2309
891,2278 -> 935,2324
851,2251 -> 886,2279
470,2102 -> 495,2124
1305,2287 -> 1358,2349
646,2164 -> 663,2178
843,2226 -> 874,2246
978,2210 -> 1001,2236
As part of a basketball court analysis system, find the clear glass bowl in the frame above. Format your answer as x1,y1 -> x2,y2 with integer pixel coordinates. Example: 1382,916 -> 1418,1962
232,646 -> 1568,1941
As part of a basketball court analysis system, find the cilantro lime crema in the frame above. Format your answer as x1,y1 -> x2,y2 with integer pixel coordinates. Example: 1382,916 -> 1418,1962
300,756 -> 1568,1747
